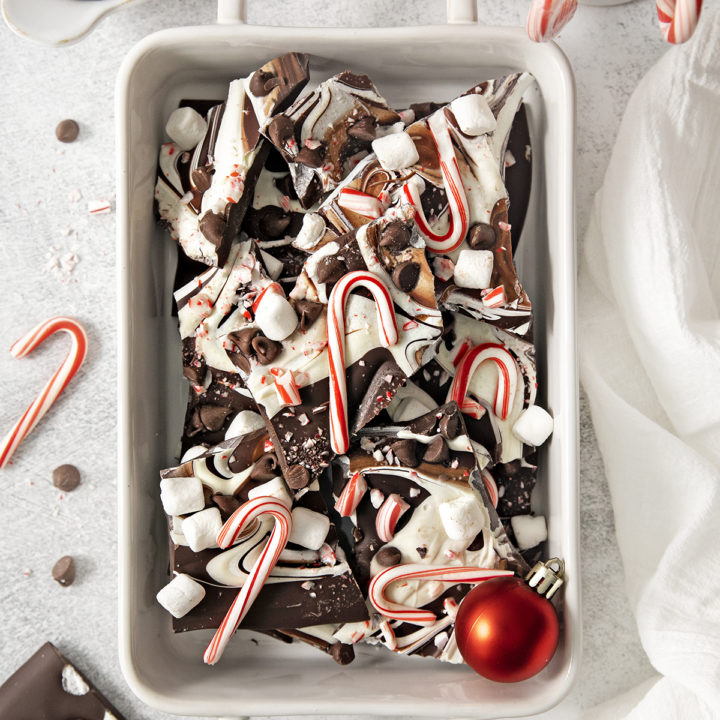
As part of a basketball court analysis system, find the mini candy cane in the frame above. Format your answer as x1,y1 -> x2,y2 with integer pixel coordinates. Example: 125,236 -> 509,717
526,0 -> 578,42
369,564 -> 514,625
402,112 -> 469,253
0,317 -> 87,469
338,188 -> 385,219
271,367 -> 302,407
327,271 -> 398,454
376,493 -> 410,542
448,342 -> 518,421
482,286 -> 507,309
656,0 -> 702,44
204,497 -> 292,665
334,471 -> 368,517
480,468 -> 499,508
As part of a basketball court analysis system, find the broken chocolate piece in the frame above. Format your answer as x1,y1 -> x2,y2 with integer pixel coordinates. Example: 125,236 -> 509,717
295,146 -> 324,168
198,404 -> 232,432
51,556 -> 75,587
267,114 -> 295,150
52,464 -> 81,492
347,116 -> 377,142
352,360 -> 407,433
199,210 -> 227,249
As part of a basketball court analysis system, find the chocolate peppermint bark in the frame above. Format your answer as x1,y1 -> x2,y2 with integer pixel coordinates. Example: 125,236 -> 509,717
329,403 -> 524,662
0,642 -> 126,720
155,52 -> 310,267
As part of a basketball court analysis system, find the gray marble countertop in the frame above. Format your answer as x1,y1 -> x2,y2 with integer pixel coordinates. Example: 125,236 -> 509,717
0,1 -> 664,717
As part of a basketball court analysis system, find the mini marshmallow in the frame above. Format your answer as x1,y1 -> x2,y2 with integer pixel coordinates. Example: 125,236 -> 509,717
288,507 -> 330,551
512,405 -> 554,447
254,291 -> 298,341
450,94 -> 497,136
165,107 -> 208,151
372,131 -> 419,172
453,249 -> 494,290
247,476 -> 293,508
438,495 -> 485,541
294,213 -> 326,250
225,409 -> 266,440
510,514 -> 547,550
160,476 -> 205,517
156,573 -> 206,618
182,507 -> 222,552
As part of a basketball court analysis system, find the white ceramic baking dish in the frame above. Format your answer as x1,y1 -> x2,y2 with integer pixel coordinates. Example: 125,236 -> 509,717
116,3 -> 579,717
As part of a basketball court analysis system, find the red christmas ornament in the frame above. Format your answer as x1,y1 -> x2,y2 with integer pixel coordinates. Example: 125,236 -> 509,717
455,558 -> 564,683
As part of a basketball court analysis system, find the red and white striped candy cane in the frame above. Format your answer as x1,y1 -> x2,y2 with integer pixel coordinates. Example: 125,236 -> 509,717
334,471 -> 368,517
402,112 -> 469,254
369,564 -> 514,625
0,317 -> 87,469
656,0 -> 702,44
338,188 -> 385,220
327,271 -> 398,454
526,0 -> 578,42
271,367 -> 302,407
376,493 -> 410,542
448,342 -> 518,421
204,497 -> 292,665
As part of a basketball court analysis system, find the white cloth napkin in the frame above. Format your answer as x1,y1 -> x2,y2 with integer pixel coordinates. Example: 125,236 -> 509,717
579,9 -> 720,720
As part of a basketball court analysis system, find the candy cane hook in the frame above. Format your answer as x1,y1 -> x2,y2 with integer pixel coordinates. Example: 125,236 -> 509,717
448,343 -> 518,421
526,0 -> 578,42
402,112 -> 469,254
327,271 -> 398,455
204,497 -> 293,665
657,0 -> 702,44
369,564 -> 514,626
0,317 -> 88,469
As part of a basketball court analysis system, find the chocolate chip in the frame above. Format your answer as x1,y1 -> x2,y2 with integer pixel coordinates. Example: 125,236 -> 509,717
468,222 -> 496,250
264,76 -> 282,92
249,69 -> 274,96
251,335 -> 281,365
198,404 -> 232,431
55,119 -> 79,143
52,556 -> 75,586
347,116 -> 376,143
316,255 -> 346,284
258,206 -> 292,238
416,545 -> 427,558
52,464 -> 81,492
390,439 -> 419,468
330,642 -> 355,665
267,115 -> 295,149
467,533 -> 485,552
212,493 -> 241,517
183,362 -> 205,385
274,173 -> 297,200
199,210 -> 226,249
228,328 -> 257,356
250,453 -> 279,481
295,146 -> 324,168
439,410 -> 460,440
379,221 -> 411,251
410,101 -> 443,120
294,299 -> 323,331
422,436 -> 449,464
409,413 -> 437,436
391,261 -> 421,293
375,546 -> 402,567
285,464 -> 310,489
228,351 -> 251,374
191,166 -> 213,193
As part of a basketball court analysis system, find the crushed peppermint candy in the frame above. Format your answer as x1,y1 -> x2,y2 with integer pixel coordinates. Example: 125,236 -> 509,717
298,413 -> 310,426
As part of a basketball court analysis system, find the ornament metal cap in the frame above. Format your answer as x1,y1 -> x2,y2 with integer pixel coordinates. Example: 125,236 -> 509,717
525,557 -> 564,600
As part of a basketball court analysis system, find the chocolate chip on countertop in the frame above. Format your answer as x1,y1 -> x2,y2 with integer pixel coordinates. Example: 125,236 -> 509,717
285,464 -> 310,490
391,261 -> 421,293
199,210 -> 227,249
294,146 -> 324,168
198,404 -> 232,431
422,435 -> 449,464
212,493 -> 241,518
375,546 -> 402,567
316,255 -> 346,284
55,119 -> 79,143
330,642 -> 355,665
294,299 -> 324,332
468,222 -> 496,250
379,221 -> 411,251
390,439 -> 419,468
52,464 -> 81,492
52,556 -> 76,587
267,115 -> 295,149
250,453 -> 280,481
439,410 -> 460,440
347,116 -> 376,143
252,335 -> 281,365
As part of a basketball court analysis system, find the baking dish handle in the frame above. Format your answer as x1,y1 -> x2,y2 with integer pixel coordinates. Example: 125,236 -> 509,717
217,0 -> 479,24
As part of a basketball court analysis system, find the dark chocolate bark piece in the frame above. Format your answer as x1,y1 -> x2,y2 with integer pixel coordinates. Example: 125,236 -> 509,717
0,642 -> 126,720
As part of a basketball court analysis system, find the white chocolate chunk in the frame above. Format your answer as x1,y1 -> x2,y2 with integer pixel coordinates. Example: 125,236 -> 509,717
294,213 -> 325,250
160,476 -> 205,517
450,94 -> 497,136
225,410 -> 266,440
438,495 -> 485,541
156,573 -> 206,618
61,665 -> 89,696
453,249 -> 494,289
182,507 -> 222,552
372,131 -> 419,171
247,476 -> 293,508
254,291 -> 298,341
512,406 -> 554,447
165,107 -> 208,151
510,515 -> 547,550
288,507 -> 330,550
